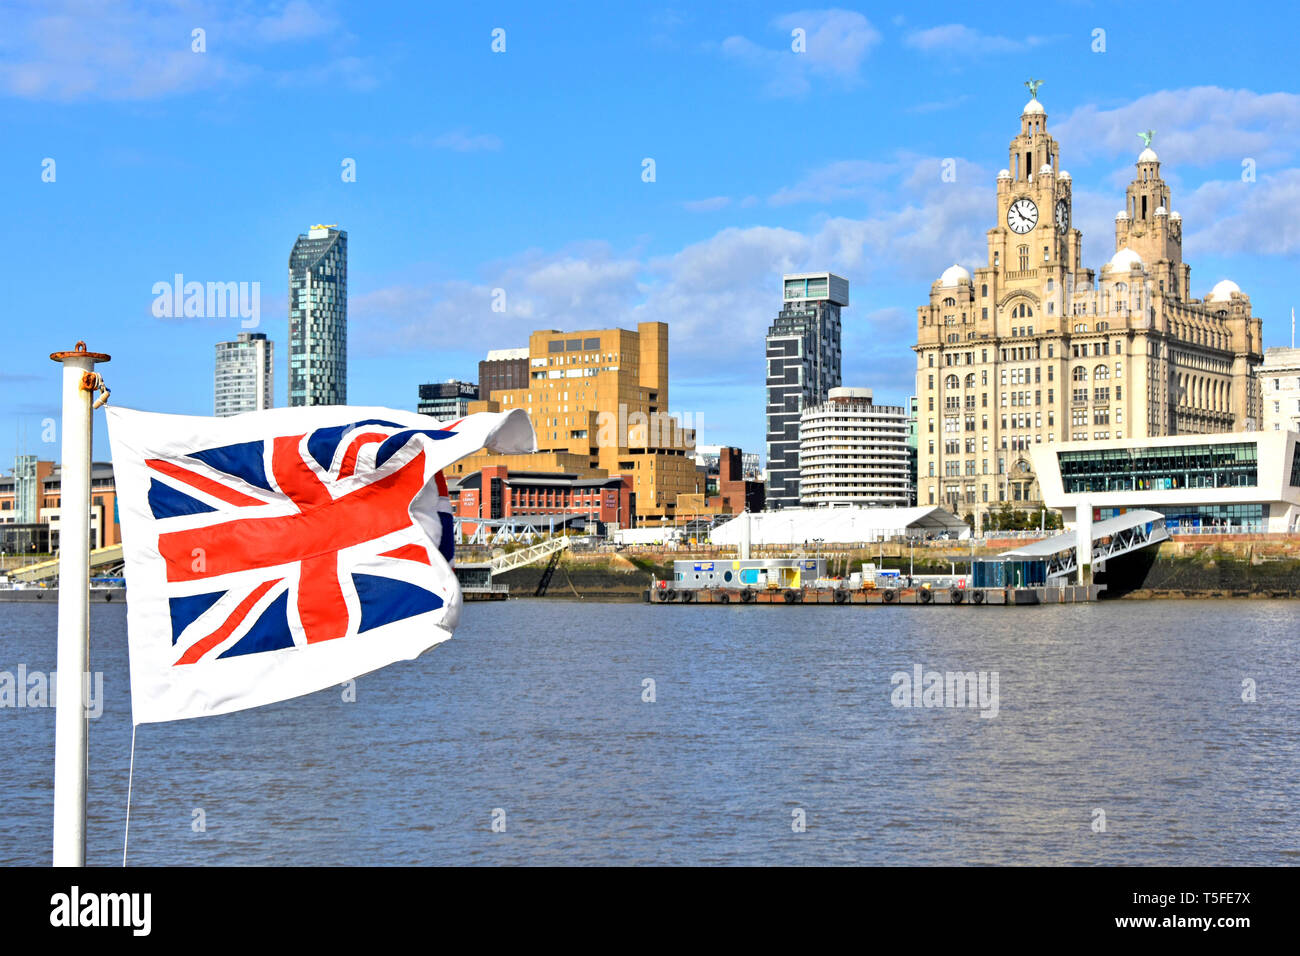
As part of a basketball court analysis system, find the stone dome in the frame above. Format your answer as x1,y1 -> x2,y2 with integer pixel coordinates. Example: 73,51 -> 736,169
939,264 -> 972,287
1058,170 -> 1071,180
1115,210 -> 1130,220
1155,205 -> 1168,216
1208,279 -> 1241,302
1139,146 -> 1158,163
1170,211 -> 1181,220
997,169 -> 1012,179
1023,98 -> 1045,115
1104,247 -> 1144,272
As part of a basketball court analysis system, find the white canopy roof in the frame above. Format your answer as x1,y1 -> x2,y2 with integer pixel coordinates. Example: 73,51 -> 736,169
711,507 -> 970,545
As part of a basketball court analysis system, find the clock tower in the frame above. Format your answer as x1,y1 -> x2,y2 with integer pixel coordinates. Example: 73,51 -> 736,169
913,83 -> 1262,528
984,87 -> 1082,322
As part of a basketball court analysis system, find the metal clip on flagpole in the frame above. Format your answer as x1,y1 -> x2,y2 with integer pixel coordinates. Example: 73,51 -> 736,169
49,341 -> 110,867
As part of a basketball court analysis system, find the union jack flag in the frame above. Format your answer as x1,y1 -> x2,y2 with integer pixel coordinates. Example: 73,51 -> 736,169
106,405 -> 535,724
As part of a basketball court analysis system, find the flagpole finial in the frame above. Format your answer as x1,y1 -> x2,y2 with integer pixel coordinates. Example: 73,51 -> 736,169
50,342 -> 111,363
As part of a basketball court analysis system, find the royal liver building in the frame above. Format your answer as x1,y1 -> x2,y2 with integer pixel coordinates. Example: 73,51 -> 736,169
914,83 -> 1263,523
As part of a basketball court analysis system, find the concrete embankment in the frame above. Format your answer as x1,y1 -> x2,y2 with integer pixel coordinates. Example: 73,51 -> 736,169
478,537 -> 1300,600
1102,539 -> 1300,599
492,552 -> 662,600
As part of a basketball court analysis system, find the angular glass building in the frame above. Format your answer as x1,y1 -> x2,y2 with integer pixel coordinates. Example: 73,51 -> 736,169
289,225 -> 347,406
765,272 -> 846,509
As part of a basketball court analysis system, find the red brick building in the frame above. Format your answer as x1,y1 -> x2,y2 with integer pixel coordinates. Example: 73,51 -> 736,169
715,446 -> 765,514
451,466 -> 635,536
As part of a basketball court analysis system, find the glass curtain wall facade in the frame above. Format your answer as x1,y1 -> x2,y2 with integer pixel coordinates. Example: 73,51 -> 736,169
1058,442 -> 1258,494
289,226 -> 347,406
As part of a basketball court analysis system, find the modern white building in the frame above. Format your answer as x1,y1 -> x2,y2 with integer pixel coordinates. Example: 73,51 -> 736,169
1031,430 -> 1300,532
1261,346 -> 1300,434
798,387 -> 910,507
710,506 -> 969,546
214,331 -> 273,417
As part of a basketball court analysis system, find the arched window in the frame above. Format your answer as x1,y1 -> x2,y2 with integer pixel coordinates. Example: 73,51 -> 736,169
981,284 -> 988,297
1094,364 -> 1110,380
1072,367 -> 1087,382
945,374 -> 959,389
943,297 -> 956,307
965,373 -> 976,389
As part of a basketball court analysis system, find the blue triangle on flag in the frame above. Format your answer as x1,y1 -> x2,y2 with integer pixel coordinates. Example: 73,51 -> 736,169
148,478 -> 217,518
218,591 -> 295,659
352,573 -> 444,633
169,590 -> 226,645
187,440 -> 274,492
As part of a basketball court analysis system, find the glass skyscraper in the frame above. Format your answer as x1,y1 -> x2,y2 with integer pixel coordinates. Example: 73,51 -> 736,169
765,272 -> 846,509
289,225 -> 347,406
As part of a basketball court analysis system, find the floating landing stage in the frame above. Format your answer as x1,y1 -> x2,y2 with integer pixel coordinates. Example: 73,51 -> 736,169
645,585 -> 1099,606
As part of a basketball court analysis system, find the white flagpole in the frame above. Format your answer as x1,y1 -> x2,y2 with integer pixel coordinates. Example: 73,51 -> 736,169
50,341 -> 110,867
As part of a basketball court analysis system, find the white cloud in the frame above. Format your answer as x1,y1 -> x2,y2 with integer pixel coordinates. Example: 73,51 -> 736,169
1181,170 -> 1300,257
0,0 -> 370,101
768,159 -> 900,206
904,24 -> 1051,54
719,8 -> 881,97
1053,87 -> 1300,169
251,0 -> 340,43
352,157 -> 995,388
681,196 -> 732,212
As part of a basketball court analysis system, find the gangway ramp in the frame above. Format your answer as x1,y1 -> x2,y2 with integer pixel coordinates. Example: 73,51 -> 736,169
489,535 -> 570,576
10,544 -> 125,583
1000,509 -> 1169,580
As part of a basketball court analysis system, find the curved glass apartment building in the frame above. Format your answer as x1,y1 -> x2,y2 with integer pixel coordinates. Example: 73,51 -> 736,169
798,387 -> 910,507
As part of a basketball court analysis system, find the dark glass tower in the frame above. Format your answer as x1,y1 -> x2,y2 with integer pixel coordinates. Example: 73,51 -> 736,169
765,272 -> 846,509
289,225 -> 347,406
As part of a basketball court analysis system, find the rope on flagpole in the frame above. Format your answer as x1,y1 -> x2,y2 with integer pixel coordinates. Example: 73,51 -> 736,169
122,723 -> 137,866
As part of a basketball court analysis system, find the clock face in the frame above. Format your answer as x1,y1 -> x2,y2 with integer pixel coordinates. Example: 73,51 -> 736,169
1055,199 -> 1070,234
1007,198 -> 1038,234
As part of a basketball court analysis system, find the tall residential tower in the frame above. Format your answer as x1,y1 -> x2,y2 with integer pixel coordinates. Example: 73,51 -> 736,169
765,272 -> 846,509
214,331 -> 273,417
289,224 -> 347,406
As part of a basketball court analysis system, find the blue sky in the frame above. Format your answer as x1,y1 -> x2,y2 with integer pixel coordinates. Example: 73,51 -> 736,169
3,0 -> 1298,469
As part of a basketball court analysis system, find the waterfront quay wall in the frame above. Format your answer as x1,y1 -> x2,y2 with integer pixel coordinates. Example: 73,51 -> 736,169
461,533 -> 1300,599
